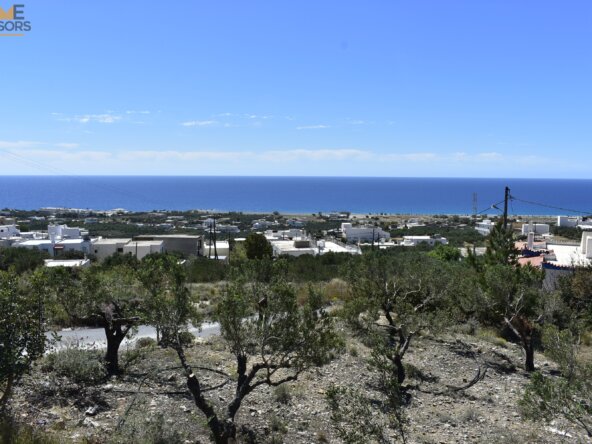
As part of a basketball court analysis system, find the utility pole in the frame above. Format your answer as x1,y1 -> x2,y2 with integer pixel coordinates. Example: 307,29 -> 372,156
213,218 -> 218,260
208,224 -> 212,258
503,186 -> 510,231
472,193 -> 478,220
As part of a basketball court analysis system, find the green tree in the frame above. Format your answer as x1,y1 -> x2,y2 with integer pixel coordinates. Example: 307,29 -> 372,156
520,325 -> 592,437
170,262 -> 341,443
428,244 -> 461,262
0,247 -> 48,274
484,220 -> 519,266
558,266 -> 592,327
243,233 -> 273,260
343,252 -> 451,385
138,254 -> 200,347
43,266 -> 144,376
0,270 -> 46,411
481,264 -> 545,372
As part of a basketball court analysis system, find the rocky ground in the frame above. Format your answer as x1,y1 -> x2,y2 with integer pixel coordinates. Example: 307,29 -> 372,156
9,329 -> 590,443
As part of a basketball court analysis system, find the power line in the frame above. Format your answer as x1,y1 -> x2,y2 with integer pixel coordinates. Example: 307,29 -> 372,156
0,147 -> 168,210
510,195 -> 592,216
476,199 -> 506,215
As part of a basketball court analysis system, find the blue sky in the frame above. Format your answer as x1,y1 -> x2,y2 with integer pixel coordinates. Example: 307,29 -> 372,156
1,0 -> 591,177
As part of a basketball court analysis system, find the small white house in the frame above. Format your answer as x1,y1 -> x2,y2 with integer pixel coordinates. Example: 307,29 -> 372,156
521,222 -> 550,236
271,239 -> 317,257
557,216 -> 581,228
92,238 -> 132,261
200,241 -> 230,259
48,224 -> 86,241
475,220 -> 496,236
401,236 -> 449,247
0,224 -> 20,239
341,223 -> 390,243
123,240 -> 164,260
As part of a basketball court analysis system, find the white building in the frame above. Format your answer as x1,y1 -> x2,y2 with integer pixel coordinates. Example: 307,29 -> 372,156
15,239 -> 56,255
0,224 -> 20,239
271,238 -> 317,257
265,229 -> 306,240
475,219 -> 496,236
252,219 -> 272,230
48,224 -> 87,241
521,222 -> 550,236
92,238 -> 132,261
286,219 -> 305,228
341,223 -> 390,243
54,238 -> 93,256
317,240 -> 362,255
44,259 -> 91,268
557,216 -> 581,228
123,240 -> 164,260
217,225 -> 240,233
200,241 -> 230,259
401,236 -> 449,247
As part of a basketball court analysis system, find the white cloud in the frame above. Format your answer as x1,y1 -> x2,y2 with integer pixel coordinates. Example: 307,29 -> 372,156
180,120 -> 218,127
125,110 -> 151,115
261,149 -> 370,162
117,150 -> 249,161
54,143 -> 79,149
296,125 -> 330,130
0,140 -> 42,149
54,113 -> 122,124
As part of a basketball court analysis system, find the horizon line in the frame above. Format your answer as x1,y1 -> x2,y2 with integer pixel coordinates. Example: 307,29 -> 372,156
0,174 -> 591,180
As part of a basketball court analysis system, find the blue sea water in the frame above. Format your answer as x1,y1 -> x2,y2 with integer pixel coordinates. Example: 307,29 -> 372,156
0,176 -> 590,215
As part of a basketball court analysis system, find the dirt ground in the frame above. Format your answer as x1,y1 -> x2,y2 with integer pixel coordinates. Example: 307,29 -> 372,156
10,329 -> 590,443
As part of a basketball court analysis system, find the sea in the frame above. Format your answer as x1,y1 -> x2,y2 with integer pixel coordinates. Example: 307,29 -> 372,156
0,176 -> 590,216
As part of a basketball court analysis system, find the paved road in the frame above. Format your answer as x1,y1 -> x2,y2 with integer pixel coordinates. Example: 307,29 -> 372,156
46,322 -> 221,351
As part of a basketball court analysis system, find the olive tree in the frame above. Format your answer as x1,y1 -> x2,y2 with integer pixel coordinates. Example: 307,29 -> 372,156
43,265 -> 144,376
244,233 -> 273,260
0,270 -> 46,411
520,325 -> 592,437
481,264 -> 544,372
170,262 -> 341,443
343,252 -> 451,385
138,253 -> 200,347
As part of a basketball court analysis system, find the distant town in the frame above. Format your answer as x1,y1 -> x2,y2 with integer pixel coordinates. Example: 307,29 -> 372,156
1,207 -> 590,288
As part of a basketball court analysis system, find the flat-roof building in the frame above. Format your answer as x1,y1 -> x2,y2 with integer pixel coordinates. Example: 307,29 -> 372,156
123,240 -> 164,260
135,234 -> 203,257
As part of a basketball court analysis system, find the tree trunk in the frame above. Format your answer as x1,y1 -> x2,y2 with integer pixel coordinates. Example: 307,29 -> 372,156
394,355 -> 406,385
505,316 -> 536,372
0,374 -> 14,412
523,338 -> 535,372
185,373 -> 232,443
105,326 -> 125,376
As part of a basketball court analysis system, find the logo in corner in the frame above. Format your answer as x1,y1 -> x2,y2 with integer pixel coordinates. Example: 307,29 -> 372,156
0,4 -> 32,36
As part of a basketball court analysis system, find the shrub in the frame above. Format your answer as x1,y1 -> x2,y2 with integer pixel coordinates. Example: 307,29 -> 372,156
178,331 -> 195,347
42,348 -> 106,385
0,417 -> 60,444
273,384 -> 292,404
110,412 -> 184,444
135,337 -> 157,349
477,328 -> 508,348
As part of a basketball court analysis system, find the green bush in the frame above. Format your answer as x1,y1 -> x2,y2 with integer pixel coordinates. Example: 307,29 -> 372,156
110,412 -> 184,444
0,417 -> 60,444
178,331 -> 195,347
135,337 -> 157,349
42,348 -> 106,385
273,384 -> 292,404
